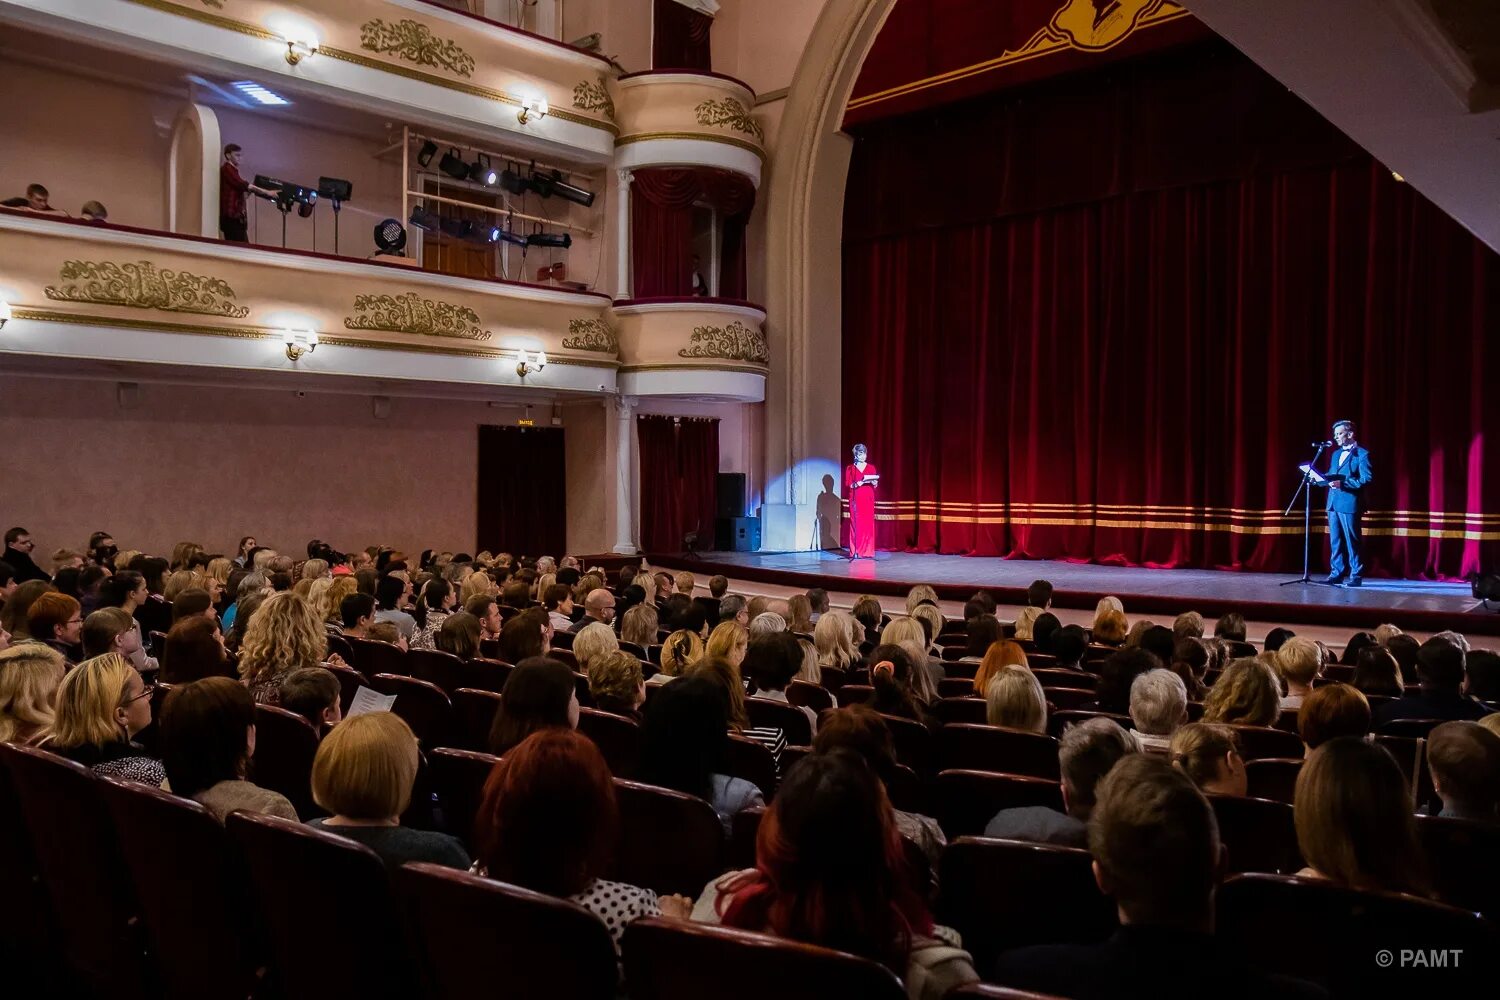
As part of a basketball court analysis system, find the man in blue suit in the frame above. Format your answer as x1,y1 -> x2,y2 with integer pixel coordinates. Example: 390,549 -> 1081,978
1323,419 -> 1373,586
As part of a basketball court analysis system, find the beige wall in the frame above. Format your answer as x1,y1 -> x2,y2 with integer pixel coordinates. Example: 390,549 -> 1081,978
713,0 -> 829,95
0,374 -> 634,558
566,0 -> 654,72
563,400 -> 611,554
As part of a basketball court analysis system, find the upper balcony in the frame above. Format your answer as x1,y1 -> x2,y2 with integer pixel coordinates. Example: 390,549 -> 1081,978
612,296 -> 766,402
614,71 -> 765,186
0,209 -> 619,393
0,0 -> 621,164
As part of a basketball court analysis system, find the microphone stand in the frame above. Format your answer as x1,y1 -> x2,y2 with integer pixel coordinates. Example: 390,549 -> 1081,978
1281,442 -> 1331,587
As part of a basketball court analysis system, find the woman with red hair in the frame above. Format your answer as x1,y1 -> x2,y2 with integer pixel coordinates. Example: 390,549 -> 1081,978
692,750 -> 976,998
474,728 -> 691,953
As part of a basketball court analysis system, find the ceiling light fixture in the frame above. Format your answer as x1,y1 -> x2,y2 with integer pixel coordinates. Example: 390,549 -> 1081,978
231,81 -> 291,106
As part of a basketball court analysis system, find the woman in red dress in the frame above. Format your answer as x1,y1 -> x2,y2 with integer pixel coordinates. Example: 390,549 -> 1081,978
844,443 -> 879,560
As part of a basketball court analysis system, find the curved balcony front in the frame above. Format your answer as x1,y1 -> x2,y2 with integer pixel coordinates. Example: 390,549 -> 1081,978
613,72 -> 765,186
611,297 -> 766,401
0,210 -> 618,393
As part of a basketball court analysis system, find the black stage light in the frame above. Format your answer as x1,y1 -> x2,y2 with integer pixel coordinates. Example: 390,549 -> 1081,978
318,176 -> 353,202
439,216 -> 466,239
530,168 -> 594,207
373,218 -> 407,253
417,140 -> 438,167
408,204 -> 441,232
469,155 -> 497,186
438,147 -> 469,180
494,228 -> 529,247
499,168 -> 530,195
527,231 -> 572,249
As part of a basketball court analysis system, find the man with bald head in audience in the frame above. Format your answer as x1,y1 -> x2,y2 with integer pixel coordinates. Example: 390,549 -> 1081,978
570,588 -> 616,633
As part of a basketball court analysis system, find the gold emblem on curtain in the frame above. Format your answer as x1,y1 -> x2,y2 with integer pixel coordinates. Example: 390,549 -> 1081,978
44,260 -> 250,318
1051,0 -> 1165,50
344,292 -> 491,341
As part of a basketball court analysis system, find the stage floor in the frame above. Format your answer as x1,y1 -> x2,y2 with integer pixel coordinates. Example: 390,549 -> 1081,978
650,550 -> 1498,637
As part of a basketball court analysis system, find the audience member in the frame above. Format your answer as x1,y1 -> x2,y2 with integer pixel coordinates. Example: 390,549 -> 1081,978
1263,627 -> 1296,653
238,591 -> 328,704
28,591 -> 83,662
1293,737 -> 1429,896
14,183 -> 68,216
1094,647 -> 1161,715
49,653 -> 163,784
162,616 -> 231,683
695,751 -> 978,1000
543,583 -> 575,632
339,593 -> 377,639
309,711 -> 469,869
171,587 -> 216,625
1049,624 -> 1090,672
1123,619 -> 1156,650
654,628 -> 703,682
745,631 -> 817,733
488,656 -> 579,756
1201,658 -> 1280,727
1130,669 -> 1187,752
587,650 -> 646,720
786,593 -> 815,634
374,574 -> 416,640
1350,646 -> 1403,698
435,610 -> 482,661
814,610 -> 859,673
1464,649 -> 1500,703
814,704 -> 946,865
705,620 -> 749,669
81,606 -> 151,672
573,620 -> 620,674
805,587 -> 828,622
1274,637 -> 1321,709
868,643 -> 936,729
1296,683 -> 1370,752
1425,721 -> 1500,822
749,611 -> 787,636
160,676 -> 297,821
689,654 -> 788,766
1386,633 -> 1421,684
571,589 -> 617,633
1013,579 -> 1054,641
1339,631 -> 1377,666
984,716 -> 1134,847
1172,611 -> 1204,640
474,729 -> 689,955
279,666 -> 343,732
1,579 -> 53,641
497,607 -> 548,664
962,614 -> 1003,661
1213,612 -> 1248,643
718,593 -> 749,627
984,664 -> 1047,734
0,643 -> 66,745
993,755 -> 1319,999
880,616 -> 942,702
851,596 -> 884,643
1031,612 -> 1061,653
639,675 -> 765,833
409,579 -> 456,651
1168,637 -> 1209,700
1092,609 -> 1129,646
620,604 -> 659,649
1167,723 -> 1247,796
1374,636 -> 1487,724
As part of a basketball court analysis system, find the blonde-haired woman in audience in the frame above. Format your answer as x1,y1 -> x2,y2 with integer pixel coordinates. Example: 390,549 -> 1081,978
460,571 -> 495,606
905,584 -> 940,616
205,557 -> 233,591
239,591 -> 329,704
706,620 -> 749,669
292,578 -> 316,600
984,665 -> 1047,734
814,610 -> 859,674
880,616 -> 941,704
319,576 -> 359,630
911,604 -> 944,654
1201,657 -> 1281,727
533,572 -> 557,604
307,576 -> 333,618
1168,722 -> 1247,796
650,629 -> 704,685
1122,619 -> 1156,649
620,604 -> 659,649
973,640 -> 1029,697
1092,609 -> 1129,646
1294,737 -> 1429,896
785,594 -> 815,634
48,653 -> 164,785
795,635 -> 821,684
1275,637 -> 1323,710
0,643 -> 67,745
309,711 -> 469,870
163,569 -> 198,603
300,558 -> 330,582
632,570 -> 658,604
573,621 -> 620,675
170,541 -> 204,571
114,549 -> 143,573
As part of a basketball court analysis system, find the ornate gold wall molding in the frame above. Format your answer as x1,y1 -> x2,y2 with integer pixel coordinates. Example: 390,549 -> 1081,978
572,78 -> 616,121
695,98 -> 765,140
343,292 -> 491,341
44,260 -> 250,318
360,18 -> 476,78
562,317 -> 618,353
679,320 -> 768,364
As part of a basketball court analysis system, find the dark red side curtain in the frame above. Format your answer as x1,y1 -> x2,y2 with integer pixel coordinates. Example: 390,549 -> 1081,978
477,426 -> 566,557
632,168 -> 756,297
638,415 -> 719,552
842,42 -> 1500,579
653,0 -> 712,70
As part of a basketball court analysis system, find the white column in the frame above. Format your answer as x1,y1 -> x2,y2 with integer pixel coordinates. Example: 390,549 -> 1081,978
167,103 -> 221,237
612,394 -> 638,554
616,168 -> 634,298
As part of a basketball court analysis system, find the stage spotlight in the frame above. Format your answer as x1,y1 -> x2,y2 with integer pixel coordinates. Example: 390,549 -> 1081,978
499,168 -> 530,195
530,168 -> 594,207
469,155 -> 497,186
416,140 -> 438,167
438,147 -> 469,180
317,176 -> 353,202
494,228 -> 529,247
408,204 -> 441,232
527,231 -> 572,249
373,218 -> 407,254
439,216 -> 466,239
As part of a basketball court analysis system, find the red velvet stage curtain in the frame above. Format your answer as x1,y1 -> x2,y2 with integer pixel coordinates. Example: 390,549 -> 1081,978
631,168 -> 756,297
653,0 -> 712,70
638,415 -> 720,552
476,426 -> 566,558
842,42 -> 1500,579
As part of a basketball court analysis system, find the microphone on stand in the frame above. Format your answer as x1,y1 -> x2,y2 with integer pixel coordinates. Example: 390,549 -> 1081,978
1310,440 -> 1334,448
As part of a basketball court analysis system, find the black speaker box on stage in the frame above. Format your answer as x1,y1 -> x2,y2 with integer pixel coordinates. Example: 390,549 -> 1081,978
717,472 -> 747,518
715,516 -> 760,552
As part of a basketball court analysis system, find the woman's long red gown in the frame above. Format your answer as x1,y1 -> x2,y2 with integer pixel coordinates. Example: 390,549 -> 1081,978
844,461 -> 878,558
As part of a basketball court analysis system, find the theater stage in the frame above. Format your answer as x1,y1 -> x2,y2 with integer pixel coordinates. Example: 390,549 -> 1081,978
647,550 -> 1498,638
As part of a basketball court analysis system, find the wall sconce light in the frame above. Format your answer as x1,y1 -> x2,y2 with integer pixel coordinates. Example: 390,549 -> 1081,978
516,348 -> 547,378
284,38 -> 318,65
0,301 -> 11,329
282,328 -> 318,360
517,95 -> 549,125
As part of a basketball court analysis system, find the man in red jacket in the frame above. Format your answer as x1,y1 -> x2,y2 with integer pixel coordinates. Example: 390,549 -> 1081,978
219,143 -> 276,243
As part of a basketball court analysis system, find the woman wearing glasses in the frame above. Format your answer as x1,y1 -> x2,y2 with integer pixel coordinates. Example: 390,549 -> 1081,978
45,653 -> 163,785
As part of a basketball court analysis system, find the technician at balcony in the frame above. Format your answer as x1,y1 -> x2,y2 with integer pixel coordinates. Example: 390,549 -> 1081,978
220,143 -> 277,244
